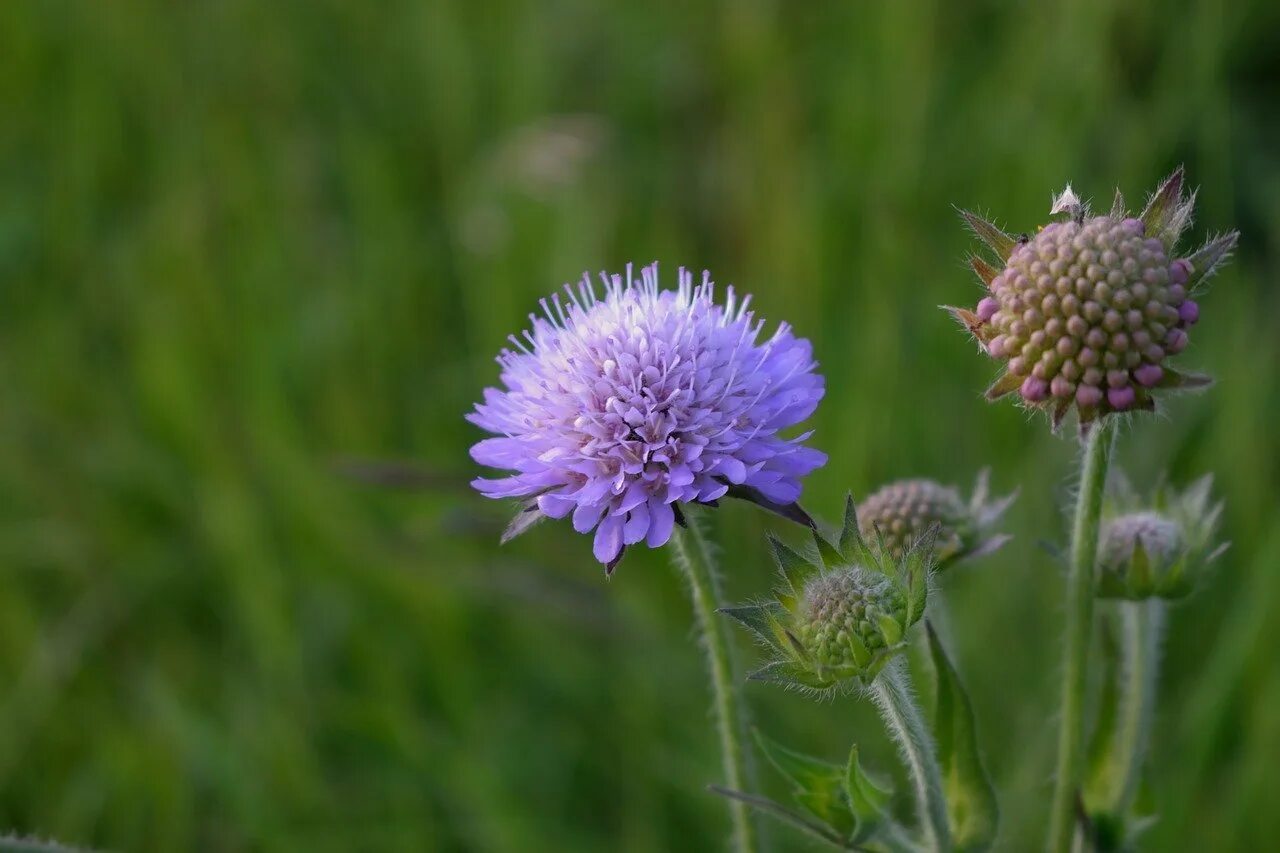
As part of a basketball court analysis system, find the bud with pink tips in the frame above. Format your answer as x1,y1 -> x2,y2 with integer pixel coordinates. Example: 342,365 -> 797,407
945,168 -> 1239,433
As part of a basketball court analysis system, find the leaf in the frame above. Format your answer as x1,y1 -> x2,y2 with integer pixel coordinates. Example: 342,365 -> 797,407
843,744 -> 893,842
1139,166 -> 1189,244
898,524 -> 938,625
1185,231 -> 1239,292
709,787 -> 852,849
927,623 -> 999,852
500,501 -> 547,544
768,533 -> 813,600
839,494 -> 881,571
811,526 -> 844,569
724,484 -> 816,528
1156,368 -> 1213,390
753,729 -> 849,829
1109,187 -> 1126,219
1084,614 -> 1124,813
747,660 -> 829,690
957,208 -> 1016,261
944,304 -> 982,333
969,255 -> 999,287
984,371 -> 1021,401
719,603 -> 786,650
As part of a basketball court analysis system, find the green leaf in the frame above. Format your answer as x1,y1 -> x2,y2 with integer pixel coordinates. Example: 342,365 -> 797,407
1140,166 -> 1193,246
753,730 -> 853,834
1084,612 -> 1124,813
768,533 -> 812,601
1184,231 -> 1239,292
709,787 -> 851,849
811,526 -> 844,568
927,623 -> 999,852
1156,368 -> 1213,390
719,603 -> 786,650
843,745 -> 893,842
1109,187 -> 1126,218
839,494 -> 881,571
897,524 -> 937,625
957,208 -> 1016,261
748,660 -> 830,690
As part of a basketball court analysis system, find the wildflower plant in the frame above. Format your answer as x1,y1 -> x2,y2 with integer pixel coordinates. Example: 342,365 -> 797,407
460,168 -> 1236,853
721,499 -> 999,852
469,262 -> 828,851
1078,475 -> 1226,851
947,168 -> 1236,853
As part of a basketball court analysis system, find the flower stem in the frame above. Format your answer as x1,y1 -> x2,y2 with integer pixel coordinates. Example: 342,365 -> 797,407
669,513 -> 759,853
1111,599 -> 1164,813
1047,419 -> 1116,853
872,658 -> 952,852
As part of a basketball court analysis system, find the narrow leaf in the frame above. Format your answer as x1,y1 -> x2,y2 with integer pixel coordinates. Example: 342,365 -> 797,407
843,744 -> 893,842
768,533 -> 812,599
944,305 -> 982,334
984,371 -> 1021,401
838,493 -> 862,561
1109,188 -> 1126,219
957,208 -> 1016,261
927,623 -> 999,852
719,603 -> 786,649
1084,614 -> 1124,811
1157,368 -> 1213,390
1139,166 -> 1185,239
709,787 -> 851,848
969,255 -> 999,287
1185,231 -> 1240,292
725,484 -> 816,528
501,502 -> 547,544
812,526 -> 844,568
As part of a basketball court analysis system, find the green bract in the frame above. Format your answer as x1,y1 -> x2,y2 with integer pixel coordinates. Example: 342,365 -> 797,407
1096,474 -> 1227,600
721,495 -> 938,691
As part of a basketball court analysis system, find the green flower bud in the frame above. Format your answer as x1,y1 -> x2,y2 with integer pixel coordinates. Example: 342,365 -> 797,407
720,496 -> 938,691
1095,474 -> 1226,600
857,469 -> 1015,569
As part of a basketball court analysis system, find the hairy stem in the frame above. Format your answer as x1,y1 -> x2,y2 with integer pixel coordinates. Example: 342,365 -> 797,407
1112,599 -> 1164,813
670,514 -> 758,853
1047,419 -> 1116,853
872,658 -> 952,852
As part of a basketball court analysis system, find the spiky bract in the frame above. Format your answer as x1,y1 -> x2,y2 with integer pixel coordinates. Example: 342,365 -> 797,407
1096,474 -> 1227,600
720,496 -> 938,691
949,169 -> 1238,432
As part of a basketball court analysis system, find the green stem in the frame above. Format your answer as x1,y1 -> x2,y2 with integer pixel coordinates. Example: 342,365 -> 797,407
669,514 -> 759,853
1112,599 -> 1163,813
872,658 -> 952,853
1047,419 -> 1116,853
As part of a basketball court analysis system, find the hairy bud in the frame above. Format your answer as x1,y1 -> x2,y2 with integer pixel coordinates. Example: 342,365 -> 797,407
1096,475 -> 1226,600
949,169 -> 1238,432
720,496 -> 938,691
857,469 -> 1014,569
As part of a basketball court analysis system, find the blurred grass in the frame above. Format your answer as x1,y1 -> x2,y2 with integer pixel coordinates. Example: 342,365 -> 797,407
0,0 -> 1277,850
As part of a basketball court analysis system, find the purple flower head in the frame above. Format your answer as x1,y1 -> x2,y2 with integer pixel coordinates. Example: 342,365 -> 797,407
469,263 -> 827,571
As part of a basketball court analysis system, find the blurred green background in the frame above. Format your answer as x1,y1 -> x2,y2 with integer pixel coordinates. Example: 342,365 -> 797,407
1,0 -> 1277,850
